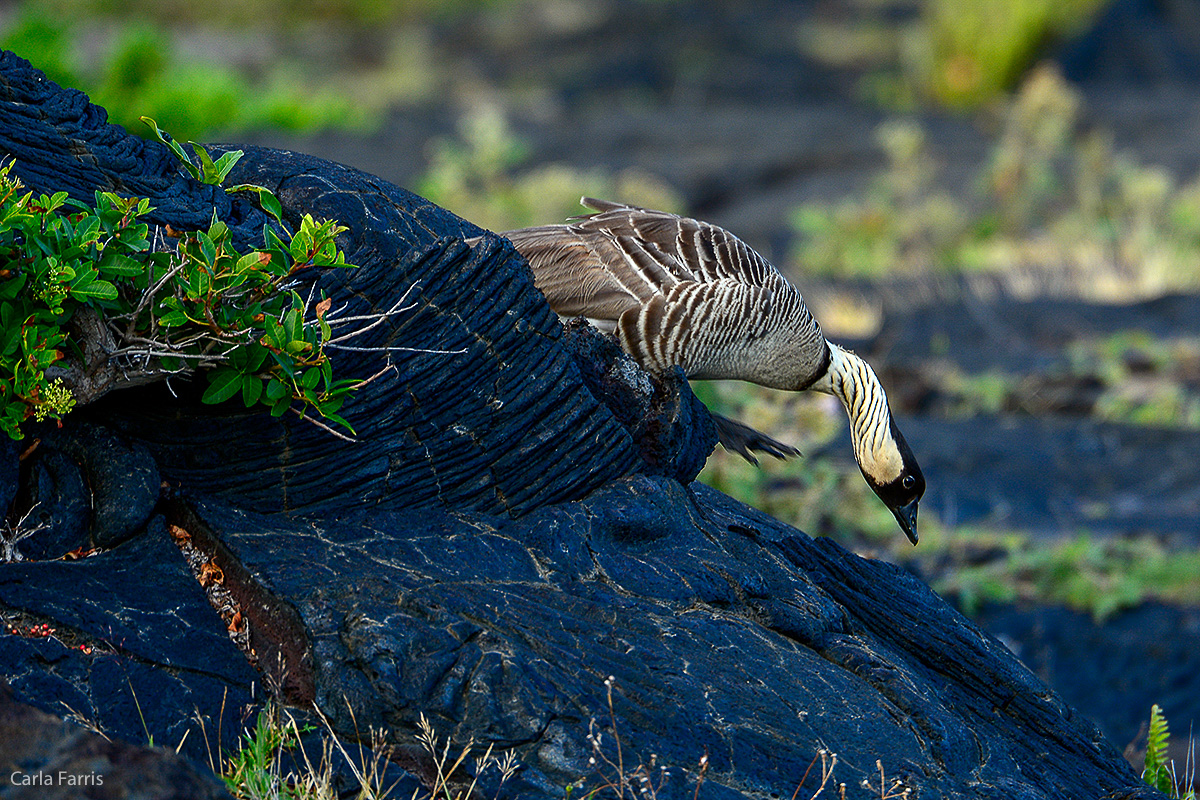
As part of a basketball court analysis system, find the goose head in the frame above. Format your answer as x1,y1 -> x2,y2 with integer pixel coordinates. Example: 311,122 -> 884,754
856,415 -> 925,544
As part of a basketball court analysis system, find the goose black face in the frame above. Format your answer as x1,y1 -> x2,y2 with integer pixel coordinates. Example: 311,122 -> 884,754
867,419 -> 926,545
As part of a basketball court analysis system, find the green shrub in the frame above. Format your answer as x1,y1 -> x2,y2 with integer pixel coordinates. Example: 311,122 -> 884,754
0,134 -> 364,440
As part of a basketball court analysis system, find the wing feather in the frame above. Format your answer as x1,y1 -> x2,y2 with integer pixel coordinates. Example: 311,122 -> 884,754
576,198 -> 778,287
504,198 -> 828,389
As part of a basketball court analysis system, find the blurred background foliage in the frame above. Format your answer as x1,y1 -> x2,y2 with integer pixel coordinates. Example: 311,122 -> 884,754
0,0 -> 1117,137
6,0 -> 1200,622
793,67 -> 1200,297
0,0 -> 456,141
416,104 -> 682,231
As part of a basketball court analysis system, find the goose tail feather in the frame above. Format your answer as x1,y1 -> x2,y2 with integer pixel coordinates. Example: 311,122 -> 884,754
711,413 -> 801,465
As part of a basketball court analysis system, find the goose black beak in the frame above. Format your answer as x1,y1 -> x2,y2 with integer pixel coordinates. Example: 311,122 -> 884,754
892,499 -> 920,545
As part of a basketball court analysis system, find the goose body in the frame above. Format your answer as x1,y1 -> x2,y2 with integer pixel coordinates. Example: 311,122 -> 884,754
502,198 -> 925,543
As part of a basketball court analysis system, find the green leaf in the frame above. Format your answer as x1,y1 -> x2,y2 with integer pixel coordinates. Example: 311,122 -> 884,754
263,226 -> 290,255
264,315 -> 286,350
211,150 -> 244,184
0,273 -> 28,299
264,377 -> 289,401
228,184 -> 283,222
283,308 -> 302,343
98,253 -> 146,277
70,279 -> 118,301
301,367 -> 320,389
141,117 -> 201,181
190,142 -> 221,185
270,396 -> 290,417
201,368 -> 243,405
46,257 -> 76,283
241,374 -> 263,407
258,190 -> 283,223
289,231 -> 310,263
243,344 -> 269,374
317,411 -> 354,435
235,251 -> 265,274
207,210 -> 229,243
192,268 -> 211,299
74,214 -> 101,245
157,309 -> 190,328
1144,704 -> 1174,794
197,230 -> 217,265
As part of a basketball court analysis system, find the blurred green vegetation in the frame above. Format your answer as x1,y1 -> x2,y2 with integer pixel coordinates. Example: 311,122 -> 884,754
757,63 -> 1200,614
931,532 -> 1200,621
908,0 -> 1108,109
804,0 -> 1111,110
4,0 -> 496,29
793,66 -> 1200,299
417,105 -> 681,232
0,1 -> 425,142
889,330 -> 1200,428
1069,332 -> 1200,428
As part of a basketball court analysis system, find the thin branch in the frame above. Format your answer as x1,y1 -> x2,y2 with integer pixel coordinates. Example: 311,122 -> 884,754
324,344 -> 467,355
2,503 -> 50,563
324,284 -> 420,342
106,348 -> 227,363
346,362 -> 398,391
122,258 -> 189,341
303,280 -> 318,313
115,327 -> 252,351
289,407 -> 357,443
322,300 -> 418,328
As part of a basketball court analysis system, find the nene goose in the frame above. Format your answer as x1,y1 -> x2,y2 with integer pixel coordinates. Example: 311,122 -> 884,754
502,198 -> 925,544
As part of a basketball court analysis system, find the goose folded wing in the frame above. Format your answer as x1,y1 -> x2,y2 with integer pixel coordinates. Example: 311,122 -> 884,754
576,198 -> 779,288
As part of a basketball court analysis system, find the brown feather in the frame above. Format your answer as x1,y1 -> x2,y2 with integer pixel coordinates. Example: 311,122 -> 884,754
503,200 -> 827,391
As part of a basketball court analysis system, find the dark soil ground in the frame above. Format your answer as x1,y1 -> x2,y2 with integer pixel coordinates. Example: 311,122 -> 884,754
234,0 -> 1200,770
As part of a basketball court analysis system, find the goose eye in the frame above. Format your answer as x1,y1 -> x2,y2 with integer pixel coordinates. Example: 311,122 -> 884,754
902,475 -> 915,490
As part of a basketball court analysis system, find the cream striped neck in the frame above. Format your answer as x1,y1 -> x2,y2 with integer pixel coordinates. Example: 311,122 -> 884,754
813,343 -> 903,485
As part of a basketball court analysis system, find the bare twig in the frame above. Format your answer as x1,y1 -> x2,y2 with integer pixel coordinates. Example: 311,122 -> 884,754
861,759 -> 910,800
325,285 -> 420,344
121,258 -> 189,341
289,407 -> 357,443
325,344 -> 467,355
346,362 -> 399,392
790,748 -> 838,800
1,503 -> 50,563
107,347 -> 225,363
